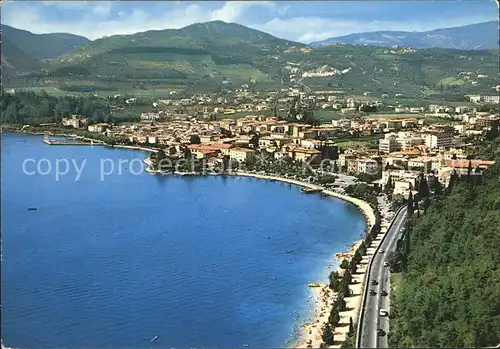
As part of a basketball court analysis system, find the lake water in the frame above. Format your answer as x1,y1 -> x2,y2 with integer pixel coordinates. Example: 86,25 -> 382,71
1,134 -> 366,349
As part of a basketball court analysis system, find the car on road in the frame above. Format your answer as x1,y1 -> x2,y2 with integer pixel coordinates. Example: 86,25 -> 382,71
371,280 -> 378,285
377,329 -> 386,336
381,290 -> 388,296
383,261 -> 389,267
369,290 -> 376,296
379,249 -> 385,253
379,309 -> 389,317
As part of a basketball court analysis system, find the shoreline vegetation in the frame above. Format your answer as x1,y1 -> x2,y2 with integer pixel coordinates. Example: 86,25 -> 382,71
13,129 -> 387,349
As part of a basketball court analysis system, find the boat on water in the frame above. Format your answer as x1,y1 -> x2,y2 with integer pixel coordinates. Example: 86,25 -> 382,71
285,249 -> 295,254
27,207 -> 38,211
151,335 -> 159,343
308,282 -> 321,287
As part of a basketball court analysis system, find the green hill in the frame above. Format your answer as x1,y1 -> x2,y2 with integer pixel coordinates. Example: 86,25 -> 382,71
1,24 -> 89,60
42,21 -> 304,91
389,139 -> 500,347
1,36 -> 40,71
288,45 -> 499,98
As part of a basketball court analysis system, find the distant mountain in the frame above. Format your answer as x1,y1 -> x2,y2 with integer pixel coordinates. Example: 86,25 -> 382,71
1,36 -> 40,71
310,21 -> 499,50
1,24 -> 89,60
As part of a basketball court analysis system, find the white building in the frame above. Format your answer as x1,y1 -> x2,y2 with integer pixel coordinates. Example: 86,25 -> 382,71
422,132 -> 454,149
379,132 -> 424,153
483,95 -> 500,104
229,148 -> 256,163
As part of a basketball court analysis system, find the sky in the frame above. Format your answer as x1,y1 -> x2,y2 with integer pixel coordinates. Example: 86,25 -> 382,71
1,0 -> 498,43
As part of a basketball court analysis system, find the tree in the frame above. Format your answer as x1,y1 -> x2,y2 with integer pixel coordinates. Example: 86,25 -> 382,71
340,259 -> 349,269
358,241 -> 367,256
322,324 -> 335,345
447,169 -> 458,194
466,160 -> 472,184
407,190 -> 414,216
348,317 -> 355,337
339,279 -> 350,297
329,270 -> 341,290
183,146 -> 192,159
387,250 -> 404,272
329,308 -> 341,326
249,133 -> 260,148
348,260 -> 358,275
342,269 -> 353,284
352,250 -> 362,264
434,180 -> 444,196
189,135 -> 201,144
418,174 -> 430,198
152,149 -> 168,170
335,294 -> 347,312
6,102 -> 17,123
384,175 -> 393,194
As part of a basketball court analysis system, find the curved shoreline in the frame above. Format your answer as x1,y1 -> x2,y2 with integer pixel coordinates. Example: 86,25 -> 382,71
141,167 -> 377,347
233,172 -> 376,230
226,172 -> 376,348
16,131 -> 377,348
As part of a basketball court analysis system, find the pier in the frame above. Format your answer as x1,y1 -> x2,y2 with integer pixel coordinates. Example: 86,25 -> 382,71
301,187 -> 323,194
42,134 -> 104,146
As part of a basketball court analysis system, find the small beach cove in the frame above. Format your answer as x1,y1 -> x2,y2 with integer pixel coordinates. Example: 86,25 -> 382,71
1,134 -> 370,349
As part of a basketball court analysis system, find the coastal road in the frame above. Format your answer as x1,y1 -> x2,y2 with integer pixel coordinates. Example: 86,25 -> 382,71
358,206 -> 407,348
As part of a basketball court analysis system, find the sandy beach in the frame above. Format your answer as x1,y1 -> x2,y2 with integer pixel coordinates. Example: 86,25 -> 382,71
292,239 -> 364,348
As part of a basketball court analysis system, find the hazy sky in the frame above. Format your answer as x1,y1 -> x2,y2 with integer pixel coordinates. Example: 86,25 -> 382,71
2,0 -> 498,43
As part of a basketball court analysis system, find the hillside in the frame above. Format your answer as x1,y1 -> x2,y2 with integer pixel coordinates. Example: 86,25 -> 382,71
40,21 -> 305,91
1,36 -> 40,71
311,21 -> 499,50
389,139 -> 500,347
1,24 -> 89,60
283,45 -> 499,99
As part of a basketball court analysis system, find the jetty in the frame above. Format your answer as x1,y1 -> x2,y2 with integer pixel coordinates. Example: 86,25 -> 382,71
42,134 -> 104,146
301,187 -> 323,194
43,139 -> 103,146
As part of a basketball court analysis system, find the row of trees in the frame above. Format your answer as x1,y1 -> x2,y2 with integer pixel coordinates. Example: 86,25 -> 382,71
319,197 -> 383,348
1,91 -> 143,125
388,135 -> 500,347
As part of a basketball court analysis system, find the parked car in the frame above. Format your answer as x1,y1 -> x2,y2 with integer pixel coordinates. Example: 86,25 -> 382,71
379,249 -> 385,253
379,309 -> 389,317
369,290 -> 376,296
381,290 -> 388,296
371,280 -> 378,285
377,329 -> 386,336
383,261 -> 389,267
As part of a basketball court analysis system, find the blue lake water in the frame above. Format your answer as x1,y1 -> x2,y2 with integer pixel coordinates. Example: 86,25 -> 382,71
1,134 -> 366,349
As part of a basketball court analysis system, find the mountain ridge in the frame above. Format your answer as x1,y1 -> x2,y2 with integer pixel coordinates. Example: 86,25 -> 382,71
1,24 -> 90,60
310,21 -> 499,50
2,20 -> 498,97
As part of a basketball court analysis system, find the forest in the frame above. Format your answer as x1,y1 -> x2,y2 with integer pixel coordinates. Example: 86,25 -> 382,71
0,91 -> 147,125
389,137 -> 500,347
